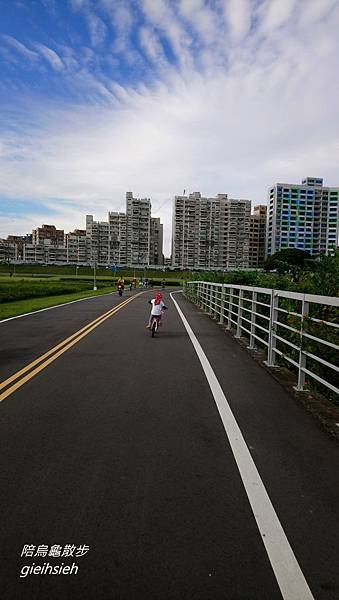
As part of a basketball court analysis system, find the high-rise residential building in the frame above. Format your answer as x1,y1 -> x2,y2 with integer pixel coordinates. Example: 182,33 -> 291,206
266,177 -> 339,257
249,205 -> 267,268
108,212 -> 127,265
6,235 -> 30,261
32,224 -> 64,246
150,217 -> 164,266
172,192 -> 251,269
0,239 -> 18,262
85,194 -> 163,267
65,229 -> 88,264
86,215 -> 109,265
3,194 -> 163,267
126,192 -> 151,265
224,198 -> 251,268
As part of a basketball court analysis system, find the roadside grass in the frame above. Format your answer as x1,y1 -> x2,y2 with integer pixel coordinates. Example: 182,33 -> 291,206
0,286 -> 114,320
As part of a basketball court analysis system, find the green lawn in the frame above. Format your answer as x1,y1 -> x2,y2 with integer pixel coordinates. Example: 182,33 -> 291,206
0,286 -> 114,320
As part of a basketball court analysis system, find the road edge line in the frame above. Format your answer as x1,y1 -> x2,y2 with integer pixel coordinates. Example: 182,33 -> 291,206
170,291 -> 314,600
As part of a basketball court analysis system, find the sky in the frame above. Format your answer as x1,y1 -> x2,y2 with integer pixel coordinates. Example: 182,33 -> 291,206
0,0 -> 339,255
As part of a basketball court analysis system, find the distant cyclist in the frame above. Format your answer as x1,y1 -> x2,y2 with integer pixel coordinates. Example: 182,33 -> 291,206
146,292 -> 167,329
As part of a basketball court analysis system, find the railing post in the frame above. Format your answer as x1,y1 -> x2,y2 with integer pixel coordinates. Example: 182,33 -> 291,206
235,289 -> 244,338
219,284 -> 225,324
265,290 -> 278,366
209,284 -> 213,315
227,288 -> 233,330
294,299 -> 309,391
248,290 -> 257,349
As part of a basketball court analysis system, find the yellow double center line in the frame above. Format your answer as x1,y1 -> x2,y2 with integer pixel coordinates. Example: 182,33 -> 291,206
0,293 -> 143,403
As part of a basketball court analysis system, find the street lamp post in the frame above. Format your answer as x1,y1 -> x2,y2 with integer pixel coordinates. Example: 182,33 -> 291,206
93,252 -> 97,291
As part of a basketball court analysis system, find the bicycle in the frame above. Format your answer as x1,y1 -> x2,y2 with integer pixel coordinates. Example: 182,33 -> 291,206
150,314 -> 161,338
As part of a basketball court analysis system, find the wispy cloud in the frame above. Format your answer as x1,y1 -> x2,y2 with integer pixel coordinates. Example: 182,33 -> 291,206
1,0 -> 339,252
1,34 -> 38,62
34,43 -> 64,71
86,12 -> 107,46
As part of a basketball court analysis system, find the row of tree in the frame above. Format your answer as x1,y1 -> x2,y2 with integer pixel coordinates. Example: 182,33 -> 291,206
192,249 -> 338,297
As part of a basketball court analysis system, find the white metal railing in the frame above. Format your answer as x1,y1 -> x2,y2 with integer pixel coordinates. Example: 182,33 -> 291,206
184,281 -> 339,397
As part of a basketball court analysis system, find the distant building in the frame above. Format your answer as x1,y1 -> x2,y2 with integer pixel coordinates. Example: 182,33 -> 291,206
0,239 -> 17,262
1,195 -> 164,267
32,224 -> 64,246
172,192 -> 251,269
108,212 -> 127,266
150,217 -> 164,266
6,235 -> 30,261
249,205 -> 267,268
86,215 -> 109,265
22,242 -> 67,264
85,193 -> 163,267
65,229 -> 88,264
126,192 -> 151,265
266,177 -> 339,257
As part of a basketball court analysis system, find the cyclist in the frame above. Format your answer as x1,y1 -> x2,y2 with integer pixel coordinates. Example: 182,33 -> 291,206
146,292 -> 167,329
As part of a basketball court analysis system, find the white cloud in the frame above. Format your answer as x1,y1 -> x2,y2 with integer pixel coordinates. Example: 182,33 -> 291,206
1,34 -> 38,62
139,26 -> 166,65
86,13 -> 107,46
222,0 -> 252,42
35,43 -> 64,70
1,1 -> 339,254
258,0 -> 297,33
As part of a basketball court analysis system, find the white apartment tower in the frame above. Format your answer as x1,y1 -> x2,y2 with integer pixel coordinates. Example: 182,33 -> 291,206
85,194 -> 163,267
86,215 -> 109,265
172,193 -> 251,269
108,212 -> 127,265
266,177 -> 339,257
126,192 -> 151,265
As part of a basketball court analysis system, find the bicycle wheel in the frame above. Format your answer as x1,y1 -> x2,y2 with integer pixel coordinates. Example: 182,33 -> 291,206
151,319 -> 157,337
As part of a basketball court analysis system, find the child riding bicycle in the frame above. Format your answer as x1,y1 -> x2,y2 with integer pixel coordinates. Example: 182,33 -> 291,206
146,292 -> 167,328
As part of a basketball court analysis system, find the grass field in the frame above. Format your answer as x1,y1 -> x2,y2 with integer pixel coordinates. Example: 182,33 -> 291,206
0,263 -> 190,280
0,271 -> 182,319
0,286 -> 115,320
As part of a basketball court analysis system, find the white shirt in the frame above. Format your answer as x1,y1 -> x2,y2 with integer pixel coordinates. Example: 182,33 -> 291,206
150,299 -> 165,316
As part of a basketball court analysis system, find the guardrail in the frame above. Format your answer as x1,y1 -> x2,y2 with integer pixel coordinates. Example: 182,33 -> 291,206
184,281 -> 339,398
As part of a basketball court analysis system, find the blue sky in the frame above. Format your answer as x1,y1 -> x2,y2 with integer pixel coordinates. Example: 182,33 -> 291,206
1,0 -> 339,254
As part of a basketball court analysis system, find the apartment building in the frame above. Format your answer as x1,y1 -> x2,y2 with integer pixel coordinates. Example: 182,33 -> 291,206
266,177 -> 339,257
22,241 -> 67,264
85,194 -> 163,266
2,195 -> 163,267
32,224 -> 64,246
249,205 -> 267,268
172,192 -> 251,269
86,215 -> 109,265
126,192 -> 151,265
0,239 -> 18,262
150,217 -> 164,266
65,229 -> 88,264
108,212 -> 127,265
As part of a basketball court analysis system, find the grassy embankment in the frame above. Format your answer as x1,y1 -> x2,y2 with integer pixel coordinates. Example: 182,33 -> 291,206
0,276 -> 114,319
0,269 -> 183,319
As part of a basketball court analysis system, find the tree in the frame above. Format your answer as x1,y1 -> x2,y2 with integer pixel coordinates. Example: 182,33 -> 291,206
264,248 -> 312,272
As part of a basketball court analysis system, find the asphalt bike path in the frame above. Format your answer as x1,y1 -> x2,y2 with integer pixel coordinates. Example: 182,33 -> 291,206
0,290 -> 142,383
0,290 -> 338,599
173,292 -> 339,600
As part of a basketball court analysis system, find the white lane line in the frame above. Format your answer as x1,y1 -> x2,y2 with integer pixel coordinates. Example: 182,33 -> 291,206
0,291 -> 116,323
170,291 -> 314,600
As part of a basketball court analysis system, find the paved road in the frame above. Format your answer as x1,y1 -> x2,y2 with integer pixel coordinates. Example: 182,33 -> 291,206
0,289 -> 338,600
